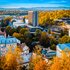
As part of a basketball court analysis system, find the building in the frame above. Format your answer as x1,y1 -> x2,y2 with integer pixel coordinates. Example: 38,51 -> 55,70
61,24 -> 70,36
21,43 -> 29,54
56,43 -> 70,57
21,43 -> 32,64
0,35 -> 20,55
10,18 -> 29,28
28,11 -> 38,27
0,30 -> 6,37
65,25 -> 70,36
42,48 -> 56,59
29,27 -> 43,34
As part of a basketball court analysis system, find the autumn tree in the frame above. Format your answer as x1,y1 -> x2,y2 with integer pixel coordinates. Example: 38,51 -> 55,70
39,10 -> 70,26
16,26 -> 22,33
59,35 -> 70,43
19,28 -> 29,35
23,31 -> 33,46
60,28 -> 68,37
33,45 -> 42,55
3,46 -> 22,70
0,56 -> 5,70
50,51 -> 70,70
34,29 -> 42,41
34,59 -> 49,70
29,45 -> 50,70
13,32 -> 22,38
6,26 -> 12,36
13,32 -> 24,43
39,32 -> 50,48
9,28 -> 16,36
1,16 -> 12,27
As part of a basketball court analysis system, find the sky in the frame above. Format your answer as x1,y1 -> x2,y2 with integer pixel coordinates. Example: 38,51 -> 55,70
0,0 -> 70,8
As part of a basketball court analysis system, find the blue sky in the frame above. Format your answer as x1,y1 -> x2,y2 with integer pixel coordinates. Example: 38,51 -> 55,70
0,0 -> 70,8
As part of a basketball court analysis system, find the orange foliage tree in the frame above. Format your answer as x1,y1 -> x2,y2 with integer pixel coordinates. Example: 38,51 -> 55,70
50,51 -> 70,70
3,46 -> 22,70
39,10 -> 70,26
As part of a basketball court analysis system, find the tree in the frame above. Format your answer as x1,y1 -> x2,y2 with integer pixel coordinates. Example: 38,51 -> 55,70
34,59 -> 49,70
3,46 -> 22,70
29,45 -> 50,70
39,10 -> 70,26
13,32 -> 24,43
50,44 -> 56,50
48,29 -> 51,34
1,19 -> 4,27
34,29 -> 42,41
19,28 -> 29,35
49,36 -> 58,46
6,26 -> 11,36
1,27 -> 5,32
60,29 -> 68,37
24,31 -> 33,46
0,56 -> 5,70
59,35 -> 70,43
2,17 -> 12,27
33,45 -> 42,55
50,51 -> 70,70
13,32 -> 22,39
9,28 -> 16,36
39,32 -> 50,48
16,26 -> 22,33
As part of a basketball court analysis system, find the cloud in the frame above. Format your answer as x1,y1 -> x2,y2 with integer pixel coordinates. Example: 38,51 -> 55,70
48,0 -> 67,4
61,0 -> 67,3
1,3 -> 65,8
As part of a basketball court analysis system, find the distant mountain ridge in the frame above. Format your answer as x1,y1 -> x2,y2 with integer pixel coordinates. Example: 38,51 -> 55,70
0,7 -> 70,11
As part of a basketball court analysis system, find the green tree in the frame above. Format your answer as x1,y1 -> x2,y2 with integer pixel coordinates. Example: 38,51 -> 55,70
19,28 -> 29,35
59,35 -> 70,43
24,31 -> 33,45
16,26 -> 22,33
39,32 -> 50,48
13,32 -> 24,43
9,28 -> 16,36
34,29 -> 42,41
6,26 -> 11,36
50,44 -> 56,50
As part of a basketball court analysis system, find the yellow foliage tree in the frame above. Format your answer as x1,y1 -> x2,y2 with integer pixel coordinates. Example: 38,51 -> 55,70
3,46 -> 22,70
39,10 -> 70,26
50,51 -> 70,70
34,58 -> 49,70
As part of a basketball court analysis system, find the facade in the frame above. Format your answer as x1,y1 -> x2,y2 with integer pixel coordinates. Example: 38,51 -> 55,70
42,48 -> 56,59
21,43 -> 29,54
0,35 -> 20,55
56,43 -> 70,57
10,18 -> 28,28
21,43 -> 32,64
28,11 -> 38,27
65,25 -> 70,37
0,30 -> 6,37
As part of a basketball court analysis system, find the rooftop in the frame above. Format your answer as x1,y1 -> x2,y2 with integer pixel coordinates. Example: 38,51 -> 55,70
57,43 -> 70,50
0,35 -> 20,44
21,53 -> 32,63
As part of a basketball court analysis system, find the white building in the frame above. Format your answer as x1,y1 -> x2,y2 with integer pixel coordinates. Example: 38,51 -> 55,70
56,43 -> 70,57
11,18 -> 28,28
21,43 -> 32,64
0,35 -> 20,55
21,43 -> 29,54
